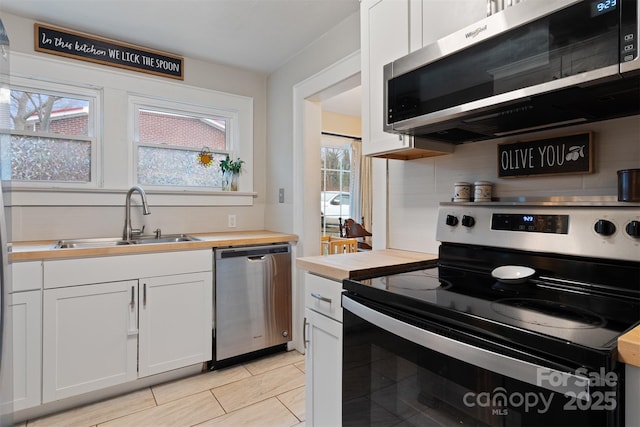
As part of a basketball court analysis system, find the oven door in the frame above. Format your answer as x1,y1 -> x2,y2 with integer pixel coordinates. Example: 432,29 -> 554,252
342,294 -> 621,427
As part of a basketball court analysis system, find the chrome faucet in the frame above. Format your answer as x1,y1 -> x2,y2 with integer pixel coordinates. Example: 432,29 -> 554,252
123,185 -> 151,240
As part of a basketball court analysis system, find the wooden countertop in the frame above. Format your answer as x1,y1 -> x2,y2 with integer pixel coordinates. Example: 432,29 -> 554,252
297,249 -> 640,368
619,327 -> 640,368
9,230 -> 298,262
296,249 -> 438,281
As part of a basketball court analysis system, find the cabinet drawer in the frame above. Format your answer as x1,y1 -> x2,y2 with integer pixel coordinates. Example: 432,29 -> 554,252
11,261 -> 43,292
305,273 -> 343,322
44,250 -> 212,289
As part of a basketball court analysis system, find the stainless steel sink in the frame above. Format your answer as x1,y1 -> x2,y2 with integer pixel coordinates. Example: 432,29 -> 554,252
53,234 -> 199,249
54,237 -> 131,249
130,234 -> 199,244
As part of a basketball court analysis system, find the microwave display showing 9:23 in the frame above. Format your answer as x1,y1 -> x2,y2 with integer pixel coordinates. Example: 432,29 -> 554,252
591,0 -> 617,17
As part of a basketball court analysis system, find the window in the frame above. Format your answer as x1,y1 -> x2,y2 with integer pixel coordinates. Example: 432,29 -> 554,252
1,80 -> 97,184
321,139 -> 352,233
132,96 -> 236,189
321,145 -> 351,193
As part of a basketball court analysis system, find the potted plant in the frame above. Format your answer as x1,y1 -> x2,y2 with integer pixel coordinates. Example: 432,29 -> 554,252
219,155 -> 244,191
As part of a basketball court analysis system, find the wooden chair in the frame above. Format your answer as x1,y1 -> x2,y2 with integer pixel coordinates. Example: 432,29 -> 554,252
321,236 -> 357,255
328,238 -> 357,254
340,218 -> 372,250
321,235 -> 330,254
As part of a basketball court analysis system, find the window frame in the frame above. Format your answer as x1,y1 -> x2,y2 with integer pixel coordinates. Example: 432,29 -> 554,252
3,76 -> 101,189
129,94 -> 240,192
320,136 -> 353,234
320,138 -> 352,194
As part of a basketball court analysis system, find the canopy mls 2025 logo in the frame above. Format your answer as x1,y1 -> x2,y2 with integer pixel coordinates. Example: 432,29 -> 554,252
34,23 -> 184,80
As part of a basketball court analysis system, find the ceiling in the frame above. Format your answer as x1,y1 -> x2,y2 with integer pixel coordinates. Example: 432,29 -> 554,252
322,85 -> 361,117
0,0 -> 360,74
1,0 -> 362,117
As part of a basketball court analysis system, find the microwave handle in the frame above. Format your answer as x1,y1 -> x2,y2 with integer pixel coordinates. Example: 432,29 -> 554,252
342,295 -> 591,398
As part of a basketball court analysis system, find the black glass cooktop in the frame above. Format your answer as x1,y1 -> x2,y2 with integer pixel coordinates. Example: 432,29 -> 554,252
343,242 -> 640,370
348,265 -> 639,351
344,243 -> 640,368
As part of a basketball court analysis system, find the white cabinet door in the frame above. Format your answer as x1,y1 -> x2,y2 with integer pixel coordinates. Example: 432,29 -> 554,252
138,272 -> 212,377
4,291 -> 41,411
422,0 -> 487,46
42,280 -> 138,402
362,0 -> 484,159
305,308 -> 342,427
362,0 -> 414,156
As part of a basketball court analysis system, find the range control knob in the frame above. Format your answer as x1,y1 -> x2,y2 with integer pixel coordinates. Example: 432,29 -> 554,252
626,221 -> 640,238
461,215 -> 475,227
594,219 -> 616,236
446,215 -> 459,226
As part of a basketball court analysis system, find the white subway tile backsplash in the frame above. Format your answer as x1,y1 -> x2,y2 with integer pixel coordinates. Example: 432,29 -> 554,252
387,115 -> 640,253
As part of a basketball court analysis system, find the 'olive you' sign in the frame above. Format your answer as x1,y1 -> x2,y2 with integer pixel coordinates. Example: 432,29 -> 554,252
498,132 -> 593,178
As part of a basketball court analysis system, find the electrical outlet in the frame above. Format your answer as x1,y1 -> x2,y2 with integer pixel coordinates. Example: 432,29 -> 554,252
228,214 -> 237,228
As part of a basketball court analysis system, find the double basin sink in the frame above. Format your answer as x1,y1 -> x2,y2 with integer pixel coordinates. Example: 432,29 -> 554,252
54,234 -> 200,249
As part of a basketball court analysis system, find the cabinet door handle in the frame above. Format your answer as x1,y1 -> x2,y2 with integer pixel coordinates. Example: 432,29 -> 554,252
310,292 -> 331,304
143,283 -> 147,307
303,317 -> 308,349
128,285 -> 138,336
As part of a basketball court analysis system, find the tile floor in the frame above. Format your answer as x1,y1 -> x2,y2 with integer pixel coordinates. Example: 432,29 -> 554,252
18,350 -> 306,427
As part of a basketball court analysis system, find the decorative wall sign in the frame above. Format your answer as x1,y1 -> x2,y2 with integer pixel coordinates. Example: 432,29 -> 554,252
498,132 -> 593,178
35,23 -> 184,80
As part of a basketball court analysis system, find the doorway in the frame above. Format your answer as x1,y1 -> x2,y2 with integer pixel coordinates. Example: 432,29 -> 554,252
292,51 -> 361,258
290,51 -> 360,352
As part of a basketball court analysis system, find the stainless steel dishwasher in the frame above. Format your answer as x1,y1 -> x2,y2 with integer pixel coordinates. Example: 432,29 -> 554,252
214,244 -> 291,362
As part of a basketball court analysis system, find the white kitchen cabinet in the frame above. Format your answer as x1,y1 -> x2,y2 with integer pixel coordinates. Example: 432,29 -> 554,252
4,290 -> 41,411
304,273 -> 343,426
1,262 -> 43,411
10,261 -> 43,292
361,0 -> 485,159
422,0 -> 487,46
361,0 -> 414,157
41,250 -> 213,402
361,0 -> 453,159
138,272 -> 212,377
42,280 -> 139,402
305,271 -> 344,322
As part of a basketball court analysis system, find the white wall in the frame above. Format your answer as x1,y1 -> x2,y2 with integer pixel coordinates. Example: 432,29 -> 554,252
1,11 -> 268,241
387,115 -> 640,253
265,11 -> 360,353
265,12 -> 360,235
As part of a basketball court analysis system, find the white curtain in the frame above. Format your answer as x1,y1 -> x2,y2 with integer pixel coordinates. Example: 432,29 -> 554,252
350,139 -> 372,232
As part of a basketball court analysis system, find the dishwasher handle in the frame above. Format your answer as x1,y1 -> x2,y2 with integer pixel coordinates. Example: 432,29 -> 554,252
215,244 -> 290,260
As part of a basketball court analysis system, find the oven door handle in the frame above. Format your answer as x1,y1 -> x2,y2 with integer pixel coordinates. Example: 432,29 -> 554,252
342,295 -> 592,399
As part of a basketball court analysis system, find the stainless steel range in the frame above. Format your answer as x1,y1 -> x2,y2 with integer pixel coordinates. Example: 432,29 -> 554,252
342,199 -> 640,426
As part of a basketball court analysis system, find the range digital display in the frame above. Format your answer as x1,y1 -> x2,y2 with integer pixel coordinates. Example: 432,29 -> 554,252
591,0 -> 617,17
491,214 -> 569,234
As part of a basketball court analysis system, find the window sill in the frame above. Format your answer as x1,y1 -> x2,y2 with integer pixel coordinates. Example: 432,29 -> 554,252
1,185 -> 256,207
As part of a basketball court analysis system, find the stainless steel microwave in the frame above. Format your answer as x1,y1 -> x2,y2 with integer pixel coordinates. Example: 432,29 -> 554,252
384,0 -> 640,143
